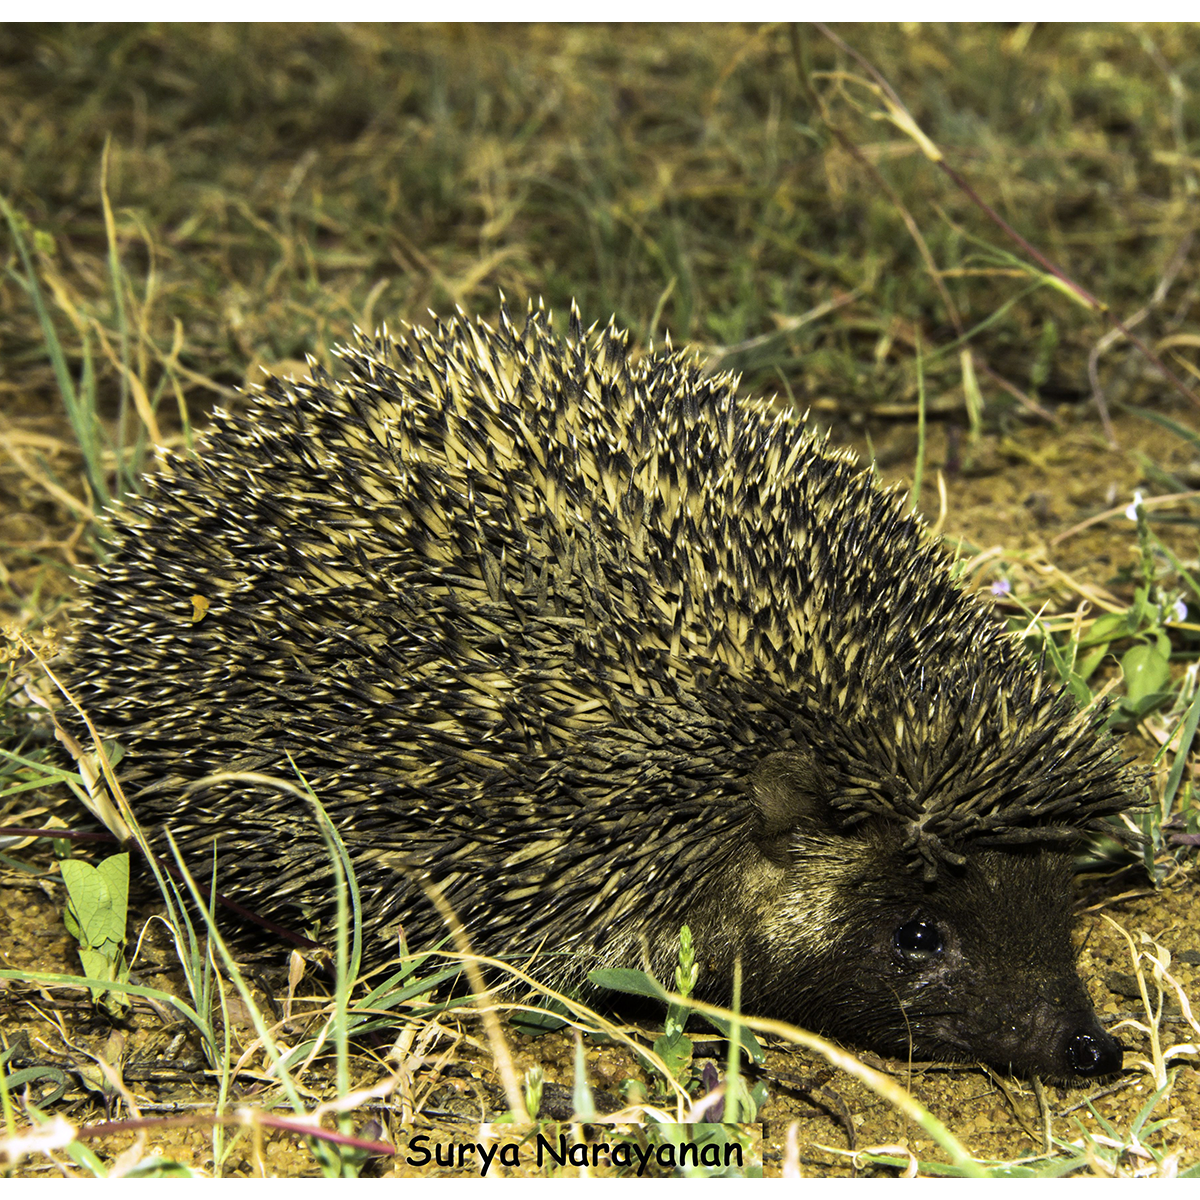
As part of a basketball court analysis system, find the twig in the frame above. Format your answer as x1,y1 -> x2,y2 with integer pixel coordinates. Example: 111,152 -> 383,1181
702,291 -> 858,374
972,358 -> 1057,424
1050,490 -> 1200,547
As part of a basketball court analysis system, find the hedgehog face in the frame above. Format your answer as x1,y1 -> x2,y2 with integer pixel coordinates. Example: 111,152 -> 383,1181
831,845 -> 1121,1079
746,753 -> 1122,1079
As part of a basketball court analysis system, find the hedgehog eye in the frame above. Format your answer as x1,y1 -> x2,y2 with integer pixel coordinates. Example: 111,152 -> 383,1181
893,919 -> 944,965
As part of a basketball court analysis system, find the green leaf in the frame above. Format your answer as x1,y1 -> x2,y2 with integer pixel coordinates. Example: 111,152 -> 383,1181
58,853 -> 130,1016
653,1029 -> 693,1080
1079,612 -> 1129,646
696,1014 -> 766,1064
509,998 -> 570,1036
1160,686 -> 1200,824
61,854 -> 129,947
78,946 -> 121,987
1074,647 -> 1109,685
96,852 -> 130,929
1121,643 -> 1170,708
122,1159 -> 202,1179
588,967 -> 670,1001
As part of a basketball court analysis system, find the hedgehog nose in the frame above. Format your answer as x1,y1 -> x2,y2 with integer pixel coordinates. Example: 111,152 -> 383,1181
1063,1026 -> 1123,1077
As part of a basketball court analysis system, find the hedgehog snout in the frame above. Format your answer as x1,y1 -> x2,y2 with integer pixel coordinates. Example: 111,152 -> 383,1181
965,985 -> 1123,1080
889,964 -> 1122,1080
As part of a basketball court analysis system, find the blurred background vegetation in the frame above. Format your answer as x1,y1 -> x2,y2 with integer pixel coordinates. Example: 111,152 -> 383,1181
2,24 -> 1196,448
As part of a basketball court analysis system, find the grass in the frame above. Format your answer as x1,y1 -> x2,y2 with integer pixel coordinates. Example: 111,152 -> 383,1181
1,22 -> 1199,1178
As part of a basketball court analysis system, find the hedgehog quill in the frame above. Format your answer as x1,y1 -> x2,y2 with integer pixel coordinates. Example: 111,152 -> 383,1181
67,302 -> 1140,1079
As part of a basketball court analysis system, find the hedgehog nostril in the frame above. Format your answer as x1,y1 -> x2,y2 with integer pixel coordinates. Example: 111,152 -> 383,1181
1064,1028 -> 1122,1077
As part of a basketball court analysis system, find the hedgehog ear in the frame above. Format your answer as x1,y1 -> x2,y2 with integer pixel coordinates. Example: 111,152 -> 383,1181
748,751 -> 838,851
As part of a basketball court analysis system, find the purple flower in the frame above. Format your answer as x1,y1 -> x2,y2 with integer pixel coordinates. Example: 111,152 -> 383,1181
991,578 -> 1012,598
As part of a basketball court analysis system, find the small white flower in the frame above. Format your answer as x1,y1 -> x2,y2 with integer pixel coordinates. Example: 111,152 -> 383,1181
1125,491 -> 1145,521
1169,598 -> 1187,624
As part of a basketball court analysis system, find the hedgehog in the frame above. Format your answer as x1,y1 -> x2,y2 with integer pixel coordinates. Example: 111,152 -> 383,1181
63,301 -> 1141,1080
